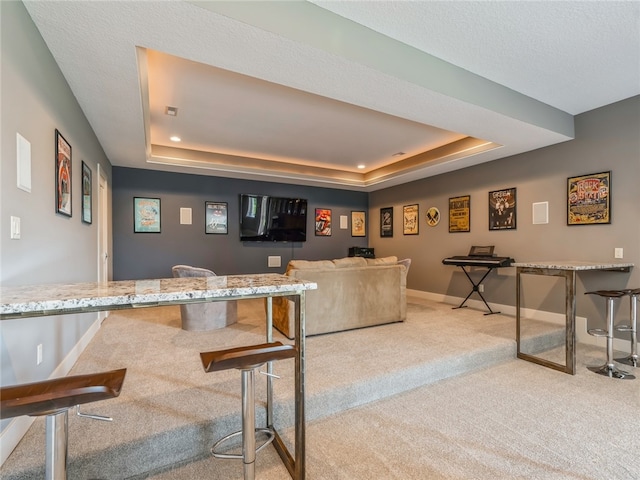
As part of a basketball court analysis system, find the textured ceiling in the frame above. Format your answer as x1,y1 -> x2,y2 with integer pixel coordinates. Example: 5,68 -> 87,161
23,0 -> 640,191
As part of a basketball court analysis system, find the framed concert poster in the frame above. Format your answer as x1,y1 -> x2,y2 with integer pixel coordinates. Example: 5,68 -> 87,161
315,208 -> 332,236
55,129 -> 72,217
448,195 -> 470,233
205,201 -> 228,234
380,207 -> 393,237
489,188 -> 516,231
351,211 -> 366,237
81,161 -> 92,224
403,204 -> 419,235
567,171 -> 611,225
134,197 -> 161,233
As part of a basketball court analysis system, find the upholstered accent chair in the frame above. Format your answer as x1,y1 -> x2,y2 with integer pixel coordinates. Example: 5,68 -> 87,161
171,265 -> 238,331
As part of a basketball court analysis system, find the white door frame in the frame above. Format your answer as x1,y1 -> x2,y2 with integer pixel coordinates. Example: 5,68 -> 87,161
97,164 -> 110,321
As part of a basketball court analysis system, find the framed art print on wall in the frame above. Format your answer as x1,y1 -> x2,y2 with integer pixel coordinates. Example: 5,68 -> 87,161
81,161 -> 92,224
403,204 -> 419,235
380,207 -> 393,237
567,171 -> 611,225
448,195 -> 470,233
489,188 -> 516,230
315,208 -> 332,236
351,211 -> 366,237
134,197 -> 161,233
205,202 -> 228,234
425,207 -> 440,227
55,129 -> 72,217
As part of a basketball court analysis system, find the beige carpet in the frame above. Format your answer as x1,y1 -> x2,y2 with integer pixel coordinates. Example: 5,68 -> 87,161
1,296 -> 638,479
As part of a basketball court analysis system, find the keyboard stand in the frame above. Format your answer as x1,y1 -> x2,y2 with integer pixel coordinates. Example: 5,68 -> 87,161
452,265 -> 500,315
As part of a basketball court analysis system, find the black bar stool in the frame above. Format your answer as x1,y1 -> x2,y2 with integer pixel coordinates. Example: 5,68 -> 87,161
615,288 -> 640,367
200,342 -> 296,480
585,290 -> 634,379
0,368 -> 127,480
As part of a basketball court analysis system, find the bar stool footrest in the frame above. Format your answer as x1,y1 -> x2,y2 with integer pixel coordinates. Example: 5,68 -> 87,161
614,324 -> 633,332
211,427 -> 275,459
587,328 -> 608,337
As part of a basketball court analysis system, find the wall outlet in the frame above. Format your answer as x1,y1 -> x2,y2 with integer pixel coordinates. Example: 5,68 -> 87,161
614,248 -> 623,259
478,284 -> 484,293
268,256 -> 281,268
37,344 -> 43,365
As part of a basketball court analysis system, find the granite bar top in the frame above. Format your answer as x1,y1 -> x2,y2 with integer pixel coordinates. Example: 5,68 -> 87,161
513,261 -> 633,271
0,274 -> 317,319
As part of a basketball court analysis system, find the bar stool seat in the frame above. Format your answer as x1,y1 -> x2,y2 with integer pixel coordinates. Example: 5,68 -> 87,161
615,288 -> 640,367
200,342 -> 295,480
585,290 -> 634,379
0,368 -> 127,480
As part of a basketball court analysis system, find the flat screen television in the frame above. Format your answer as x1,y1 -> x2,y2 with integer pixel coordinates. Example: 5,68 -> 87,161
239,194 -> 308,242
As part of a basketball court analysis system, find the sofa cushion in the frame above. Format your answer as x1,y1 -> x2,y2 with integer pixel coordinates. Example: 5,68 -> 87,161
172,265 -> 216,278
397,258 -> 412,273
332,257 -> 367,268
287,259 -> 335,271
365,256 -> 398,266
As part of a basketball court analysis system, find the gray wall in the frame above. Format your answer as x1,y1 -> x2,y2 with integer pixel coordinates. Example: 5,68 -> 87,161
0,0 -> 112,426
112,167 -> 368,279
370,96 -> 640,329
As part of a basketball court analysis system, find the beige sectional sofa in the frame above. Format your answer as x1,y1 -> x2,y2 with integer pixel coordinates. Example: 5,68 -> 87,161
271,256 -> 410,338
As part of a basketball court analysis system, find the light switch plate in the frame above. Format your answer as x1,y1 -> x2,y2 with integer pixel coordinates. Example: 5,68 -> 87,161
268,256 -> 281,268
10,216 -> 21,239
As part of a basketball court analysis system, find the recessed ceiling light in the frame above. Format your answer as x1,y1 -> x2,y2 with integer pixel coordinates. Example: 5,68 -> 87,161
357,164 -> 366,169
170,136 -> 181,142
165,106 -> 178,116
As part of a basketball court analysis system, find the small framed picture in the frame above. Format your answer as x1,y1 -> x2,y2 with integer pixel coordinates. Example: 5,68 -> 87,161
55,129 -> 72,217
403,204 -> 419,235
449,195 -> 470,233
567,171 -> 611,225
351,211 -> 366,237
489,188 -> 516,230
315,208 -> 332,236
134,197 -> 161,233
380,207 -> 393,237
425,207 -> 440,227
81,161 -> 92,224
205,202 -> 228,234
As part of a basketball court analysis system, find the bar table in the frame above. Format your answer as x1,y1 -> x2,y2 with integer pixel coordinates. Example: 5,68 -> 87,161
513,261 -> 633,375
1,274 -> 317,480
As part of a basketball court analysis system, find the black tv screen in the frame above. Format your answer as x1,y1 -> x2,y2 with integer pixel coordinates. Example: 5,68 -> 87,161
239,194 -> 308,242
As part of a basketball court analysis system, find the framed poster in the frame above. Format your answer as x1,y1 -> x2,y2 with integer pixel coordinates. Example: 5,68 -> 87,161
403,204 -> 419,235
380,207 -> 393,237
351,211 -> 366,237
489,188 -> 516,230
134,197 -> 161,233
205,201 -> 228,234
81,161 -> 92,224
315,208 -> 332,236
449,195 -> 470,233
567,171 -> 611,225
55,129 -> 72,217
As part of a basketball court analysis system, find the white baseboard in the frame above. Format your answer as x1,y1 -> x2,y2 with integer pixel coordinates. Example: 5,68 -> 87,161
0,314 -> 103,467
407,289 -> 630,352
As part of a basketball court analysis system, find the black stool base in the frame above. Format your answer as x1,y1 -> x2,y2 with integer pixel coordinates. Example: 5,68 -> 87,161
588,364 -> 635,379
614,354 -> 638,367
